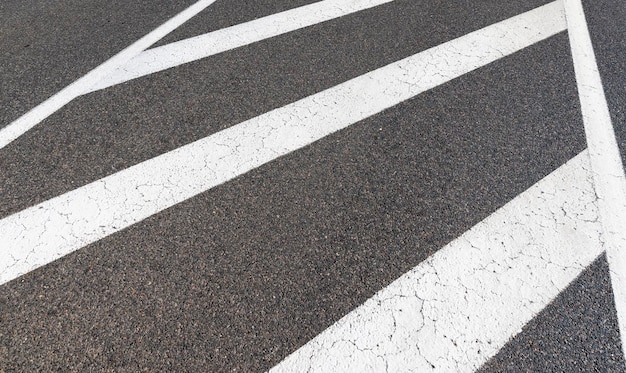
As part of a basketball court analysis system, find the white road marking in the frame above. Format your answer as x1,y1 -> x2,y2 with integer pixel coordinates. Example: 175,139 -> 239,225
88,0 -> 397,92
0,0 -> 220,150
0,2 -> 565,285
563,0 -> 626,357
270,151 -> 603,373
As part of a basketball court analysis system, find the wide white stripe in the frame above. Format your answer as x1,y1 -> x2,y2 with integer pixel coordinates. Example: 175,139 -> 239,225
270,151 -> 603,373
89,0 -> 396,92
563,0 -> 626,357
0,2 -> 565,285
0,0 -> 220,150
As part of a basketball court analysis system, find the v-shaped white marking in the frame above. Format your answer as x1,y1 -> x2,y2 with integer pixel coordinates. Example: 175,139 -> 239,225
0,2 -> 565,286
88,0 -> 398,93
2,0 -> 623,368
0,0 -> 400,149
0,0 -> 219,149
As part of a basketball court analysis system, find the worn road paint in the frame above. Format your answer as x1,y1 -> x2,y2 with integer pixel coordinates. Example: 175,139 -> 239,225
270,151 -> 603,373
0,3 -> 565,285
89,0 -> 397,92
563,0 -> 626,357
0,0 -> 220,150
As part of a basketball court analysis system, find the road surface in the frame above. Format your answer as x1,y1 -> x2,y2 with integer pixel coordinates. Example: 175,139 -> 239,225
1,0 -> 625,371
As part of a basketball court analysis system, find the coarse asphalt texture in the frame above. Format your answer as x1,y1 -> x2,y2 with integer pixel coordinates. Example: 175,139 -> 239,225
1,0 -> 625,371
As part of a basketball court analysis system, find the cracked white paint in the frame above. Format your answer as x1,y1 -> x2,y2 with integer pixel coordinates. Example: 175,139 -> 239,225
0,0 -> 221,150
270,151 -> 604,373
564,0 -> 626,356
0,2 -> 565,285
89,0 -> 397,92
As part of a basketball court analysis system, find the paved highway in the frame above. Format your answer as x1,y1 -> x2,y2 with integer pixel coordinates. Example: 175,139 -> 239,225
1,0 -> 625,371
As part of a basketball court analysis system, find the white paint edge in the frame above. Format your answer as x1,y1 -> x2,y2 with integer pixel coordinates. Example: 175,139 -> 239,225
0,0 -> 220,150
0,2 -> 565,285
270,151 -> 603,372
563,0 -> 626,358
89,0 -> 397,92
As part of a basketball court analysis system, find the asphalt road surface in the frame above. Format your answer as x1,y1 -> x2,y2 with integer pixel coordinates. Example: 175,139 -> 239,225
1,0 -> 625,371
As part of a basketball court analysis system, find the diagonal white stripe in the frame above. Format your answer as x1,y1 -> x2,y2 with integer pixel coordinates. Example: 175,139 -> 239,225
0,0 -> 220,150
270,151 -> 604,373
0,2 -> 565,285
563,0 -> 626,357
88,0 -> 397,92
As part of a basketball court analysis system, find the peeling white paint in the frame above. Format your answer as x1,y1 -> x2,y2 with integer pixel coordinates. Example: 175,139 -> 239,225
0,0 -> 220,150
88,0 -> 397,92
0,2 -> 565,285
563,0 -> 626,357
270,151 -> 604,373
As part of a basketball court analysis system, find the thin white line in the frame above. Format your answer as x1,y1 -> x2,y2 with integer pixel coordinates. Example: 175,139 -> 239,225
563,0 -> 626,358
0,0 -> 220,150
88,0 -> 396,92
0,2 -> 565,285
270,151 -> 604,372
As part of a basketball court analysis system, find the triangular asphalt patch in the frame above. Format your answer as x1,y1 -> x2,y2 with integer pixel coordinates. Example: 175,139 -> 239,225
478,253 -> 625,373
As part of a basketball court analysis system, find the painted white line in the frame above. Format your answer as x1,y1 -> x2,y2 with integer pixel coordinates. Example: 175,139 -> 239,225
563,0 -> 626,357
0,2 -> 565,285
0,0 -> 220,150
89,0 -> 396,92
270,151 -> 603,373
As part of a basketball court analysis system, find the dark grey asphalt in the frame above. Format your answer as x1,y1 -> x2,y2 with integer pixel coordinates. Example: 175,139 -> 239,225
0,0 -> 551,219
0,32 -> 587,371
0,0 -> 197,129
479,254 -> 625,373
154,0 -> 321,47
582,0 -> 626,172
0,0 -> 624,372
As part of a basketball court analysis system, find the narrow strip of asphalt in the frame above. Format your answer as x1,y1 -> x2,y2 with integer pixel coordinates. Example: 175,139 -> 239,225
151,0 -> 321,46
0,0 -> 220,150
581,0 -> 626,171
563,0 -> 626,356
0,2 -> 566,286
270,151 -> 603,372
89,0 -> 397,92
